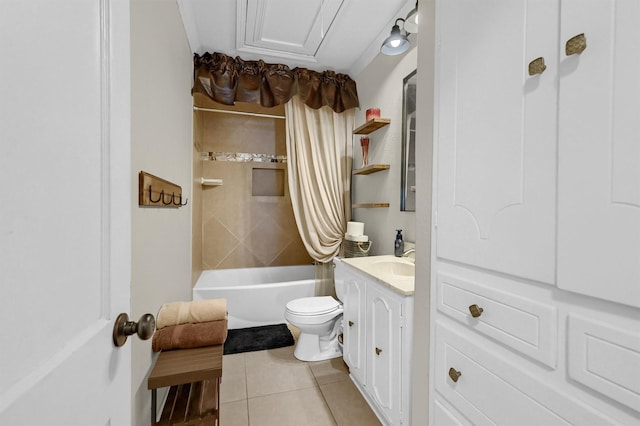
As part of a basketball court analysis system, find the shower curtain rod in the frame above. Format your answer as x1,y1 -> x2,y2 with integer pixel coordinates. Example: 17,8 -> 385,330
193,106 -> 285,120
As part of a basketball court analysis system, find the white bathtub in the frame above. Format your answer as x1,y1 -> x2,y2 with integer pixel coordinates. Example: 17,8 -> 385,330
193,265 -> 315,329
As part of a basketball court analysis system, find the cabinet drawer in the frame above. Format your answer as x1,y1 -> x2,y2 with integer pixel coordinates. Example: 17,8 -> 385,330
433,398 -> 470,426
437,273 -> 558,367
568,314 -> 640,412
435,322 -> 615,425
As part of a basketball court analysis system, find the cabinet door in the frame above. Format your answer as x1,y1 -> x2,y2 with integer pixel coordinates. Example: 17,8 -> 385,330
435,0 -> 558,283
367,284 -> 402,425
343,274 -> 366,385
557,0 -> 640,308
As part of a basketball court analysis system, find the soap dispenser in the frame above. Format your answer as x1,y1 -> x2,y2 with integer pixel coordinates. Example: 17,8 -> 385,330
394,229 -> 404,257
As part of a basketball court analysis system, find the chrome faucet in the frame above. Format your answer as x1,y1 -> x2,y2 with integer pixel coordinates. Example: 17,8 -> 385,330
402,248 -> 415,257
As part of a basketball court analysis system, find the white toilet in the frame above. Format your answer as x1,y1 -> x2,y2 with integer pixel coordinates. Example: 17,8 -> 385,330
285,280 -> 344,362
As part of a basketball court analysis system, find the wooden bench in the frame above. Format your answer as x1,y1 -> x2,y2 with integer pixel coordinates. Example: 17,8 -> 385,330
148,345 -> 223,426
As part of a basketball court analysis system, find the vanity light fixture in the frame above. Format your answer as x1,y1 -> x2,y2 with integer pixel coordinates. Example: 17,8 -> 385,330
380,18 -> 411,56
404,0 -> 419,33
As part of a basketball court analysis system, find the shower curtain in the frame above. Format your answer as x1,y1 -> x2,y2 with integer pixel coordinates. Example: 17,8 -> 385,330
285,95 -> 354,296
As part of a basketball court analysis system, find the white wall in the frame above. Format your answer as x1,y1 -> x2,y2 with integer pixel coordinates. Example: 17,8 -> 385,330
412,0 -> 436,424
353,46 -> 417,254
130,0 -> 194,424
353,9 -> 435,424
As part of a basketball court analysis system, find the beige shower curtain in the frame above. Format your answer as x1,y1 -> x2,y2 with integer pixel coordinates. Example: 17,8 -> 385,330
285,95 -> 354,296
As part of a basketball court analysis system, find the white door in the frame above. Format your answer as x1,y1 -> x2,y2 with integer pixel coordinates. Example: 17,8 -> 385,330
0,1 -> 131,424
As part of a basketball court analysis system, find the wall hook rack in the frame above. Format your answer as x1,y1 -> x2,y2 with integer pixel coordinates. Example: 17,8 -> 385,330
139,171 -> 188,208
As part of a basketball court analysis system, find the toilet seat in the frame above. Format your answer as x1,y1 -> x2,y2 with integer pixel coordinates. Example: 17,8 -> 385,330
285,296 -> 343,326
286,296 -> 341,316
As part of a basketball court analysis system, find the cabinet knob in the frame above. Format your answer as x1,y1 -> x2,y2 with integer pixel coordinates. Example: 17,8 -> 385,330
375,347 -> 382,356
566,33 -> 587,56
528,57 -> 547,76
348,320 -> 354,327
448,368 -> 462,383
468,304 -> 484,318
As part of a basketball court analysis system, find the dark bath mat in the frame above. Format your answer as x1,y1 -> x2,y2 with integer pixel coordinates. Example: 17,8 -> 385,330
223,323 -> 294,355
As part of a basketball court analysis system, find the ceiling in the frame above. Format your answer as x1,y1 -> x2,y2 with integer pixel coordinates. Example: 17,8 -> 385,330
177,0 -> 416,77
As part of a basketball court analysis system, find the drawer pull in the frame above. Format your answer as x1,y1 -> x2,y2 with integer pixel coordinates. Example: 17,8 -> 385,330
375,347 -> 382,356
468,304 -> 484,318
348,320 -> 354,327
566,33 -> 587,56
448,368 -> 462,383
528,57 -> 547,75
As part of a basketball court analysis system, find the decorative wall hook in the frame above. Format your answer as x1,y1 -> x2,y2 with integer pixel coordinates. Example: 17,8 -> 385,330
139,171 -> 186,208
148,186 -> 162,203
172,193 -> 188,206
162,191 -> 174,205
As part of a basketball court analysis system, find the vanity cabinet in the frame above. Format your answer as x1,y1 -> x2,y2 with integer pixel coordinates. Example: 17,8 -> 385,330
341,269 -> 366,385
432,0 -> 640,424
335,258 -> 414,426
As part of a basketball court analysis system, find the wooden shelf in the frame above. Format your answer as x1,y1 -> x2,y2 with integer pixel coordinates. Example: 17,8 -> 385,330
353,164 -> 390,175
353,118 -> 391,135
352,203 -> 390,208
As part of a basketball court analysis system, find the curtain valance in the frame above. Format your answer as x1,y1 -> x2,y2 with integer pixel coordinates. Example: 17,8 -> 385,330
193,52 -> 359,113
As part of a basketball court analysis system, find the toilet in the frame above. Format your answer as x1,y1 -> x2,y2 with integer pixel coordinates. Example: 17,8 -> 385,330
285,280 -> 344,362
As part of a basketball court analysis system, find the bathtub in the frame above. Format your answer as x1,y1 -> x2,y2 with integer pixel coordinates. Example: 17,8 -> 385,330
193,265 -> 315,329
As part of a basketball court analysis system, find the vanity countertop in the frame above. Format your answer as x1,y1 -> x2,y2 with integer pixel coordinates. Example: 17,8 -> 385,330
340,255 -> 415,296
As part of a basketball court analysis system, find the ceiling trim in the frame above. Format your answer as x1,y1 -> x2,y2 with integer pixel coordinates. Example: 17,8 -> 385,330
236,0 -> 345,66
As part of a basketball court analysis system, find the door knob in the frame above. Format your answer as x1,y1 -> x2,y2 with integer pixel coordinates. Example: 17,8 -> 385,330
375,347 -> 382,355
468,304 -> 484,318
113,313 -> 156,347
348,320 -> 354,327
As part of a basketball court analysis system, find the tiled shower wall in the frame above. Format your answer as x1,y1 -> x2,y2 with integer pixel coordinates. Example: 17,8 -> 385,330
194,105 -> 313,270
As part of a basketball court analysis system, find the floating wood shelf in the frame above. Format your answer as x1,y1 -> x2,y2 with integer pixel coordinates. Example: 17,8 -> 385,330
353,118 -> 391,135
353,164 -> 390,175
352,203 -> 390,208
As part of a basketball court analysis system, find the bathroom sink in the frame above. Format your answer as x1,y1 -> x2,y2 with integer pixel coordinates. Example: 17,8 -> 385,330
340,255 -> 416,294
369,260 -> 415,277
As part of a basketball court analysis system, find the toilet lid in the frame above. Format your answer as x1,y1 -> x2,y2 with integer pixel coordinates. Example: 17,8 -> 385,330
286,296 -> 341,316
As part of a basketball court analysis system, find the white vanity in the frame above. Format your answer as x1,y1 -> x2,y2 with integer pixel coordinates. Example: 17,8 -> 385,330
334,255 -> 414,426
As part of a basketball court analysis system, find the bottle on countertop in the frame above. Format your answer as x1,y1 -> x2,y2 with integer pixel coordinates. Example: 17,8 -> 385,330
394,229 -> 404,257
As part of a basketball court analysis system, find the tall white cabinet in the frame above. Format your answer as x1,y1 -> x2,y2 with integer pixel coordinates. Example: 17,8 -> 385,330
431,0 -> 640,424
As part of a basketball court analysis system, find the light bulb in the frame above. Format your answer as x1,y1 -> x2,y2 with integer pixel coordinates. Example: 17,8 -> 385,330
391,39 -> 401,47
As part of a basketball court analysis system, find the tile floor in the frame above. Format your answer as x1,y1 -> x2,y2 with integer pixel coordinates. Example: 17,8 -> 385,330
219,345 -> 382,426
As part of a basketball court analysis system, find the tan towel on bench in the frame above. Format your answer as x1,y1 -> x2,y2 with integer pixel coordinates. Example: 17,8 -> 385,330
156,299 -> 227,329
152,319 -> 228,352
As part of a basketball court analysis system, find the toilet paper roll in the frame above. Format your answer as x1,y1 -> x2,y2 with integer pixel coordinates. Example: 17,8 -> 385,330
346,221 -> 365,236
